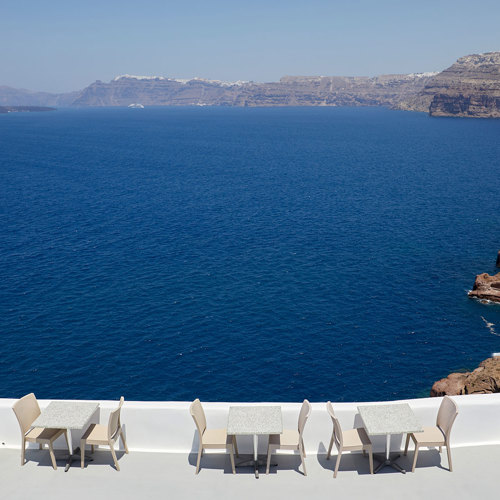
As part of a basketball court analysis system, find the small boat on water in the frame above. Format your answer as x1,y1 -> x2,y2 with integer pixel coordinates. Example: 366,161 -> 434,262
128,103 -> 144,108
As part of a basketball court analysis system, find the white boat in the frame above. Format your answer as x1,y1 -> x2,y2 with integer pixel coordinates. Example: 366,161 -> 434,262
128,103 -> 144,108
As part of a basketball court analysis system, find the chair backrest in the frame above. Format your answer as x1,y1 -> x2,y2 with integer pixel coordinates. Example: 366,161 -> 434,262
190,399 -> 207,439
298,399 -> 311,437
436,396 -> 458,441
12,393 -> 40,435
326,401 -> 343,449
108,397 -> 124,441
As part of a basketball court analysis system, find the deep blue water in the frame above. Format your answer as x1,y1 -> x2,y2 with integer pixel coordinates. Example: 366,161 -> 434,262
1,106 -> 499,403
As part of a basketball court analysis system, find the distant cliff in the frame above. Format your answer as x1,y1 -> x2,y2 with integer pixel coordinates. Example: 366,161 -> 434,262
3,51 -> 500,117
71,73 -> 436,108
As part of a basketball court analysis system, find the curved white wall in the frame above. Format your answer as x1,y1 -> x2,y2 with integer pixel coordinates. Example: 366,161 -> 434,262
1,394 -> 499,455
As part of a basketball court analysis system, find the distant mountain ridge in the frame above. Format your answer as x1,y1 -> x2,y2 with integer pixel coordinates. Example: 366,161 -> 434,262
0,86 -> 79,107
2,52 -> 500,117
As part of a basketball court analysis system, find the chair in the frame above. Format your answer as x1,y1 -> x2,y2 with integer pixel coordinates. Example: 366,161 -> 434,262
326,401 -> 373,477
404,395 -> 458,472
80,396 -> 129,471
266,399 -> 311,475
12,393 -> 69,470
190,399 -> 237,474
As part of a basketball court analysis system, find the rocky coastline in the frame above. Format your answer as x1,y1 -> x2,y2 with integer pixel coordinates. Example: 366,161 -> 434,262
0,105 -> 56,114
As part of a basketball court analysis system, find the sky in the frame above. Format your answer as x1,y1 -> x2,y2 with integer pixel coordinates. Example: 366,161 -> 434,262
2,0 -> 500,93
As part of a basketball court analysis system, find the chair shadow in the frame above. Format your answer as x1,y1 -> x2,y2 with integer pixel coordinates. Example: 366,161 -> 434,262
80,449 -> 128,470
24,447 -> 128,471
187,452 -> 240,475
187,431 -> 306,476
316,441 -> 448,475
316,441 -> 373,476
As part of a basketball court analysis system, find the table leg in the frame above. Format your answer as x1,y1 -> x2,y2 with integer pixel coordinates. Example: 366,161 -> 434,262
64,429 -> 73,472
63,429 -> 94,472
253,434 -> 259,478
373,434 -> 406,474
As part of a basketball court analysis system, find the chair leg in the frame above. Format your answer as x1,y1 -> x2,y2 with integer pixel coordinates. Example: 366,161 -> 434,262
334,449 -> 342,478
195,446 -> 202,474
91,444 -> 95,454
232,435 -> 239,457
439,446 -> 442,453
404,433 -> 411,455
446,445 -> 453,472
266,445 -> 272,475
228,446 -> 236,474
39,443 -> 43,450
411,445 -> 420,473
48,442 -> 57,470
301,438 -> 306,458
110,442 -> 120,471
80,440 -> 86,468
326,434 -> 334,460
300,444 -> 307,476
367,447 -> 374,474
21,437 -> 26,466
121,431 -> 129,454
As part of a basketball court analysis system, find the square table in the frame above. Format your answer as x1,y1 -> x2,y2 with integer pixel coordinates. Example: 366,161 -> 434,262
227,406 -> 282,479
358,403 -> 422,474
33,401 -> 99,471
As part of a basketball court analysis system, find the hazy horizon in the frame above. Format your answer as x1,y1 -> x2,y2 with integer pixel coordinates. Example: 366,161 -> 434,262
2,0 -> 500,93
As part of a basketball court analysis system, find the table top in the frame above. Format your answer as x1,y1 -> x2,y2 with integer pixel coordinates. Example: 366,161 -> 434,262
227,406 -> 283,435
357,403 -> 422,436
33,401 -> 99,430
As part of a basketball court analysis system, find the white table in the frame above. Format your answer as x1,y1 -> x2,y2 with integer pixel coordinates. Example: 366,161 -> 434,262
227,406 -> 282,479
33,401 -> 99,471
358,403 -> 422,474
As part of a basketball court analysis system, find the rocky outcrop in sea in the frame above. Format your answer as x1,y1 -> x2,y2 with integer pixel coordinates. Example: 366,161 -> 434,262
431,357 -> 500,396
468,272 -> 500,303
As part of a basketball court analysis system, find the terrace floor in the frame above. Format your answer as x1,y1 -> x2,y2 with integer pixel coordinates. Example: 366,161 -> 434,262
0,444 -> 497,499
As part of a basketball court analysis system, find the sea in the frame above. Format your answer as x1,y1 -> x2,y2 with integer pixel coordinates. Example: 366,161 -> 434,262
1,106 -> 499,403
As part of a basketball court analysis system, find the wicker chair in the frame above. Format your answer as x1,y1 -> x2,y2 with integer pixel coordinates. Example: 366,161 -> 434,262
266,399 -> 311,475
190,399 -> 238,474
404,396 -> 458,472
12,393 -> 69,470
80,397 -> 129,470
326,401 -> 373,477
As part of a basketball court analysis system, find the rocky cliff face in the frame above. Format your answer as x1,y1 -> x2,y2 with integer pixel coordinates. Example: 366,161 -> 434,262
70,73 -> 436,108
423,52 -> 500,117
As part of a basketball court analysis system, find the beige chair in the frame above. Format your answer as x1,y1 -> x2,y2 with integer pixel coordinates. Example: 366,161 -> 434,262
12,393 -> 69,470
404,396 -> 458,472
266,399 -> 311,475
190,398 -> 237,474
80,396 -> 129,471
326,401 -> 373,477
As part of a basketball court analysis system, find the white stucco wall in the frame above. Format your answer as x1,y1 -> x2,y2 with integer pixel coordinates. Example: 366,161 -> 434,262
1,394 -> 499,455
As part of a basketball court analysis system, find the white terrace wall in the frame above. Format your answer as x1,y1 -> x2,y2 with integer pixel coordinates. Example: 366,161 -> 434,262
1,394 -> 499,456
